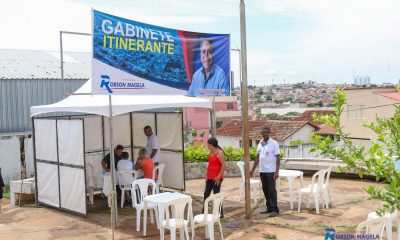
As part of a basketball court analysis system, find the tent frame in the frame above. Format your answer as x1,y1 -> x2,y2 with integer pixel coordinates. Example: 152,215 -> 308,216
32,110 -> 185,217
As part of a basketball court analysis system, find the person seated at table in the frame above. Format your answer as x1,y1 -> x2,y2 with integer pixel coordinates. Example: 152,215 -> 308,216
136,148 -> 156,179
117,151 -> 134,171
101,145 -> 124,172
102,145 -> 124,200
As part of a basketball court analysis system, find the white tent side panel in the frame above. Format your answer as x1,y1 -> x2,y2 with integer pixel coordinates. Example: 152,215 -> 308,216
37,162 -> 59,207
60,166 -> 86,214
84,116 -> 103,152
160,151 -> 184,190
132,113 -> 156,148
57,120 -> 84,166
157,113 -> 182,150
104,114 -> 131,149
34,119 -> 57,162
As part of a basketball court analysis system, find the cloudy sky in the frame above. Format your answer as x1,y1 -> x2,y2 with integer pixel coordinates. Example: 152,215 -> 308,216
1,0 -> 400,86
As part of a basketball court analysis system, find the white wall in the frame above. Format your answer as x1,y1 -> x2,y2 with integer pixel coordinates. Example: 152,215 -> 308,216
25,137 -> 35,179
283,124 -> 315,146
217,135 -> 240,148
0,136 -> 21,184
0,135 -> 33,184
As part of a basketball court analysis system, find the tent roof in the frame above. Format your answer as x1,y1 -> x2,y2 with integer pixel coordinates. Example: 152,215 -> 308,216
31,80 -> 213,117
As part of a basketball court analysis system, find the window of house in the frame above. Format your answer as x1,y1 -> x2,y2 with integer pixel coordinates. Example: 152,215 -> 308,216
239,140 -> 242,147
249,140 -> 253,148
347,105 -> 364,119
216,121 -> 223,129
227,102 -> 234,110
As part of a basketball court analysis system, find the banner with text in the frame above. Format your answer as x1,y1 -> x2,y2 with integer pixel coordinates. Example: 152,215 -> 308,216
92,10 -> 230,96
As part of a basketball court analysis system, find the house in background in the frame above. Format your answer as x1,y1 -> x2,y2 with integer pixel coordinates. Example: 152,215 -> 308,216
216,119 -> 318,149
341,87 -> 400,147
292,109 -> 337,140
184,96 -> 241,142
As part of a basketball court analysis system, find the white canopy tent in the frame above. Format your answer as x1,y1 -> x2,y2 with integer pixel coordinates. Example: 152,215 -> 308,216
31,80 -> 212,216
31,80 -> 212,117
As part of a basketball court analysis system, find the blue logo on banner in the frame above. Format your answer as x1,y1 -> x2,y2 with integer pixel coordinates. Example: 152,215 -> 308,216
100,75 -> 113,93
324,228 -> 336,240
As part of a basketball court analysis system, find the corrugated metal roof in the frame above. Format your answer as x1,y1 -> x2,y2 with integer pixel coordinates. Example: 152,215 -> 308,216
0,78 -> 87,134
0,49 -> 91,79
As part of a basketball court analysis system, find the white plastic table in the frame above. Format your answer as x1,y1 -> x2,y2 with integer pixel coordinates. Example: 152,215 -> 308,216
102,173 -> 119,207
143,192 -> 193,238
278,169 -> 304,209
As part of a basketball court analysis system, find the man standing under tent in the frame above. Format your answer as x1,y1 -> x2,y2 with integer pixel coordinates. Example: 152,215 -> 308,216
101,145 -> 124,172
143,126 -> 160,166
250,125 -> 281,217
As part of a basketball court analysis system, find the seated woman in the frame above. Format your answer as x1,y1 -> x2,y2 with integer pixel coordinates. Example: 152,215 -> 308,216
135,148 -> 156,179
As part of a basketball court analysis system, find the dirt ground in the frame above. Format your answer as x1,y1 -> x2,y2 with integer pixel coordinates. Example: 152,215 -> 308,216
0,176 -> 393,240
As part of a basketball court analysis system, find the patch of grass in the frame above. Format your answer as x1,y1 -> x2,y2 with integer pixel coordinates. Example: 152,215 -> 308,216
263,221 -> 305,228
252,203 -> 259,211
263,233 -> 277,239
3,185 -> 10,199
243,227 -> 252,233
336,225 -> 356,229
315,223 -> 329,228
195,225 -> 203,230
220,218 -> 228,224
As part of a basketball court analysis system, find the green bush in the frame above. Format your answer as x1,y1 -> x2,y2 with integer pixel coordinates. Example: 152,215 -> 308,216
184,145 -> 259,163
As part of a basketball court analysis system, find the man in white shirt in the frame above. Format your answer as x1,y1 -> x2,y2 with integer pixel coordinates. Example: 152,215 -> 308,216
117,151 -> 134,171
144,125 -> 160,166
250,125 -> 281,217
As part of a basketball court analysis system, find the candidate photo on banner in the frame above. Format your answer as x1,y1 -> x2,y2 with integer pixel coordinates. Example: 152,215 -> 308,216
188,36 -> 230,96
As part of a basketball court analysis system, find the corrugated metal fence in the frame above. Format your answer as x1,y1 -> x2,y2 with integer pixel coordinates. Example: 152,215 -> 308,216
0,79 -> 87,133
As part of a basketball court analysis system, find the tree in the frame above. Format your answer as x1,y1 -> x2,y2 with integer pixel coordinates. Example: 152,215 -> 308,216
293,83 -> 304,89
310,88 -> 400,215
266,113 -> 282,120
286,111 -> 300,116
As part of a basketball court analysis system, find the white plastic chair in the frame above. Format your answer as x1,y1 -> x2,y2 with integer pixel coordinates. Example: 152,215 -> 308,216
298,169 -> 326,214
193,193 -> 224,240
131,179 -> 159,231
237,161 -> 261,203
117,170 -> 137,208
367,209 -> 398,240
161,197 -> 193,240
322,166 -> 333,208
357,217 -> 386,240
152,163 -> 165,193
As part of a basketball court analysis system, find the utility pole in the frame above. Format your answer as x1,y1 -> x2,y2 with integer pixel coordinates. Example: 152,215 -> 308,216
240,0 -> 251,219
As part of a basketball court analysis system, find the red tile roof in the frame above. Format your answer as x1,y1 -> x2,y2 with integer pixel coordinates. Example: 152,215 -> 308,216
376,92 -> 400,101
292,110 -> 335,126
216,120 -> 317,141
316,124 -> 336,135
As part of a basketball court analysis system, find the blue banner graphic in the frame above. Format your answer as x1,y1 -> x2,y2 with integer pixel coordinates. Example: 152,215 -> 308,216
91,10 -> 230,96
